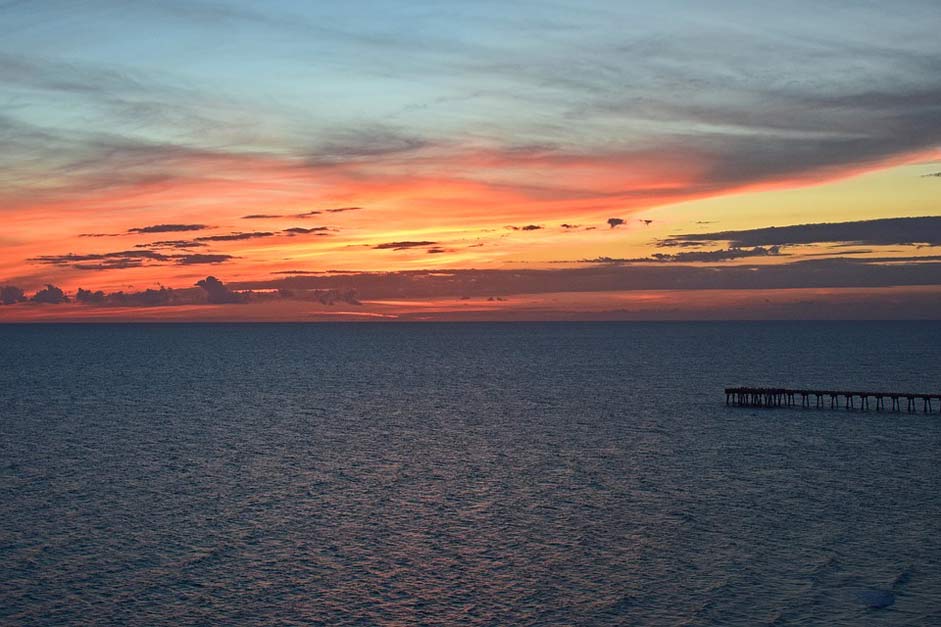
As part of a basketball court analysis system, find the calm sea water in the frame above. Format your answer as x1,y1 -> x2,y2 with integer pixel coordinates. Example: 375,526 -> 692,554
1,322 -> 940,626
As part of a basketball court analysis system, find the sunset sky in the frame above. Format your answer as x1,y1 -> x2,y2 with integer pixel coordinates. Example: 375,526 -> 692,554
2,0 -> 940,320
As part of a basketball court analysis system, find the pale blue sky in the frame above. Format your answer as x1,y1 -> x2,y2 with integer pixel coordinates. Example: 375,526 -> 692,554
1,0 -> 939,199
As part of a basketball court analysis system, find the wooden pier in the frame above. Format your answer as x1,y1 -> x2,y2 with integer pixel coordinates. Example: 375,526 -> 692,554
725,387 -> 941,413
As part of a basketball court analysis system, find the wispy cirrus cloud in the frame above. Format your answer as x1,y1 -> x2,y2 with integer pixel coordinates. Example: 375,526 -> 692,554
2,1 -> 940,308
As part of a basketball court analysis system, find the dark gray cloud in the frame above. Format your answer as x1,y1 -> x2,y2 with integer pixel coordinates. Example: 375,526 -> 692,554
75,285 -> 179,307
659,217 -> 941,248
283,226 -> 332,235
31,250 -> 172,265
607,218 -> 625,229
582,246 -> 782,263
506,224 -> 543,231
75,288 -> 106,304
176,254 -> 233,265
196,275 -> 244,304
242,213 -> 283,219
293,207 -> 360,218
230,257 -> 941,299
28,249 -> 232,270
373,240 -> 437,250
136,239 -> 207,249
31,284 -> 69,304
129,224 -> 209,234
0,285 -> 27,304
194,231 -> 274,242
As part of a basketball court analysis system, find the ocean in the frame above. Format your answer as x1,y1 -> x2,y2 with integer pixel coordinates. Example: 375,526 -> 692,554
1,322 -> 940,625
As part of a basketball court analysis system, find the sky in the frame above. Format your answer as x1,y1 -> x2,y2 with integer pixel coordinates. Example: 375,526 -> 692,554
1,0 -> 940,320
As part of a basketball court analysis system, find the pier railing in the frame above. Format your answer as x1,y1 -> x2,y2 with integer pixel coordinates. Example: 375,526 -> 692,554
725,387 -> 941,413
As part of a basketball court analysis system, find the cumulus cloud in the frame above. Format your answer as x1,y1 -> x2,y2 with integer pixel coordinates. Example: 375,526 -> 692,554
195,276 -> 244,304
659,216 -> 941,248
1,286 -> 27,305
31,284 -> 69,304
607,218 -> 625,229
75,288 -> 106,304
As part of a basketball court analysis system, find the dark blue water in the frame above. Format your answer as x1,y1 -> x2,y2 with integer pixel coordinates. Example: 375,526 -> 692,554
1,322 -> 940,625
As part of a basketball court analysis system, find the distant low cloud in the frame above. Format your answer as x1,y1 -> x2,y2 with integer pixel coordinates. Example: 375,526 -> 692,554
506,225 -> 543,231
196,276 -> 244,304
241,213 -> 283,219
659,217 -> 941,248
231,258 -> 941,298
31,284 -> 69,304
607,218 -> 625,228
373,240 -> 437,250
0,286 -> 27,305
75,288 -> 106,304
128,224 -> 208,234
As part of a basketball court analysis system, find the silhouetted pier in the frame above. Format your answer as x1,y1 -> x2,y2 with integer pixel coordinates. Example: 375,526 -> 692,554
726,387 -> 941,413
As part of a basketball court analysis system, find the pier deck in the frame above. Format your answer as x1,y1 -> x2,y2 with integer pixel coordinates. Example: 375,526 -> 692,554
726,387 -> 941,413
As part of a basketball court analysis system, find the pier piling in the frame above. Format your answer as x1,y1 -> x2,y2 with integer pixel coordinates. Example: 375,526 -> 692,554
725,387 -> 940,414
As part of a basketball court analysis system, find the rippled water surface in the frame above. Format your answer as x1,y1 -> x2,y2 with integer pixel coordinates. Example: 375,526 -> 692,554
2,322 -> 940,625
